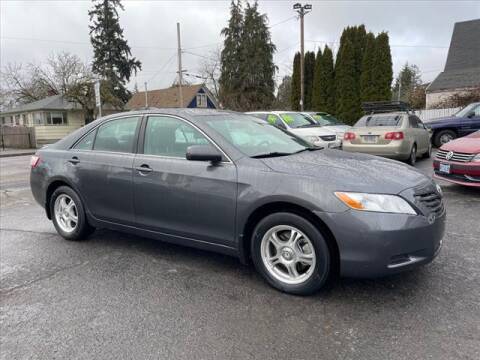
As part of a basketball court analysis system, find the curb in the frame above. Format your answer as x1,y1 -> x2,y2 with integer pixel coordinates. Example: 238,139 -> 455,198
0,151 -> 36,158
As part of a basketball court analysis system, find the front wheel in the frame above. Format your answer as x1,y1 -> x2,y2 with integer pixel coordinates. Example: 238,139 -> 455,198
50,186 -> 94,241
251,213 -> 331,295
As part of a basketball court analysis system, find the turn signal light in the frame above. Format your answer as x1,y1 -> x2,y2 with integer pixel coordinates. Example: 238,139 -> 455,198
30,155 -> 40,168
344,132 -> 356,140
385,132 -> 404,140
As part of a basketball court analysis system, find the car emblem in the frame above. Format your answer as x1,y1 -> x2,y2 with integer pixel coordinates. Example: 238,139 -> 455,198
445,151 -> 454,160
427,213 -> 436,224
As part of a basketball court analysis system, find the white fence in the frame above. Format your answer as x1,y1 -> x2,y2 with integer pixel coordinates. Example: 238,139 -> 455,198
414,107 -> 460,122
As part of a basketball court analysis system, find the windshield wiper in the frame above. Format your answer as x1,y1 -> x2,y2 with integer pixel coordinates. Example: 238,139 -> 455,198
251,152 -> 293,159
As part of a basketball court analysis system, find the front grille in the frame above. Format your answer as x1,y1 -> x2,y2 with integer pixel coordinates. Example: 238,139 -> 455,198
436,149 -> 474,162
414,187 -> 444,217
320,135 -> 336,141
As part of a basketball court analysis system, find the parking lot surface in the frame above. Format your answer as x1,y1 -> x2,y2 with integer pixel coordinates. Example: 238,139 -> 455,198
1,154 -> 479,360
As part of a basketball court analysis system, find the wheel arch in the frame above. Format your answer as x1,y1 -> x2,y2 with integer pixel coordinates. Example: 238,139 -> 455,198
45,177 -> 81,219
239,201 -> 340,275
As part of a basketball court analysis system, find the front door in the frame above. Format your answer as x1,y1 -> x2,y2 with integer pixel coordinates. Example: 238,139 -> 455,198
133,115 -> 237,247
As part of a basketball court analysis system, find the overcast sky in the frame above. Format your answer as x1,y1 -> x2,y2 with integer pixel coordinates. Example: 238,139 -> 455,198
1,0 -> 479,92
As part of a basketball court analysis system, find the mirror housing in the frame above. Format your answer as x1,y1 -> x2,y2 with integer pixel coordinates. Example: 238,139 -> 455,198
467,112 -> 475,118
186,145 -> 222,163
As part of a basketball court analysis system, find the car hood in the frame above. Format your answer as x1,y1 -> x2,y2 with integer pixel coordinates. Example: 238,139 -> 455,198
261,150 -> 430,194
440,136 -> 480,153
289,127 -> 336,137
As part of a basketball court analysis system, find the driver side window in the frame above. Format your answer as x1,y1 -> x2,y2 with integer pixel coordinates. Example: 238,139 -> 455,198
267,114 -> 286,129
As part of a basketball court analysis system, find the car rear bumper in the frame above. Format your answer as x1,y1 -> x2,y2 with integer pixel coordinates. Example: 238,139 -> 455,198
433,159 -> 480,187
315,208 -> 445,278
312,139 -> 342,149
342,141 -> 411,159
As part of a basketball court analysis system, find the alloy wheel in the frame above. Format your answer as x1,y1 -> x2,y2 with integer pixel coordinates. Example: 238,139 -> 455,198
54,194 -> 78,233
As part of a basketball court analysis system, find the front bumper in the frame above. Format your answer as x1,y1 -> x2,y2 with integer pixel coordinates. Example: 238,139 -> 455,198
342,140 -> 411,159
433,159 -> 480,187
315,205 -> 445,278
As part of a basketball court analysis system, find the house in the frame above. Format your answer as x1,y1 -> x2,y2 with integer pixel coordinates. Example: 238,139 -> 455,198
0,94 -> 117,146
127,84 -> 218,109
426,19 -> 480,108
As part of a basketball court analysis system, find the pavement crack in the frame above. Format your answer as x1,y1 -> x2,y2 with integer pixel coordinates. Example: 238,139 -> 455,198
0,227 -> 55,236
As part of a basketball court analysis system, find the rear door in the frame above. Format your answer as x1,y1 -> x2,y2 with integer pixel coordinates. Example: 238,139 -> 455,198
69,116 -> 141,225
409,115 -> 428,153
133,115 -> 237,247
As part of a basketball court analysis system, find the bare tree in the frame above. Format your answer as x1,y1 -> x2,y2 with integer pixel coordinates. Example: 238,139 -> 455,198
198,48 -> 221,101
433,87 -> 480,109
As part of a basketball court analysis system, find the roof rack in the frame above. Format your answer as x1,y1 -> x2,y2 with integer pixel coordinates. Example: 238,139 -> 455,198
362,101 -> 412,114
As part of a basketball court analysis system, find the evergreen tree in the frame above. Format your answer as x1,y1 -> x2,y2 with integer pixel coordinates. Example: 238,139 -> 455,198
372,32 -> 393,101
360,32 -> 376,101
392,62 -> 422,103
274,75 -> 292,110
304,51 -> 315,110
311,48 -> 322,110
291,52 -> 301,110
219,0 -> 244,109
89,0 -> 141,105
313,46 -> 335,113
335,39 -> 359,124
239,1 -> 276,110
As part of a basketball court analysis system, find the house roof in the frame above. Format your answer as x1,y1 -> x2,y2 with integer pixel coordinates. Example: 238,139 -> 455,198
0,94 -> 80,115
127,84 -> 212,109
428,19 -> 480,92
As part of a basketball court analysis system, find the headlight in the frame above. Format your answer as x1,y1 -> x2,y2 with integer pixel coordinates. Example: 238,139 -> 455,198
334,192 -> 417,215
473,153 -> 480,162
305,135 -> 320,143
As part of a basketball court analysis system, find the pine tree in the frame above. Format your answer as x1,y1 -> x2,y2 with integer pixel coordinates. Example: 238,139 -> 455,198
274,75 -> 292,110
219,0 -> 244,109
89,0 -> 141,105
291,52 -> 301,110
240,1 -> 276,110
304,51 -> 316,110
313,46 -> 335,113
372,32 -> 393,101
335,39 -> 358,124
311,48 -> 323,110
360,32 -> 376,101
392,63 -> 422,103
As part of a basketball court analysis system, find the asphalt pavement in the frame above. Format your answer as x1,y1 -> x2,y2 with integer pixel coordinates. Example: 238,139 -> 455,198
1,154 -> 479,360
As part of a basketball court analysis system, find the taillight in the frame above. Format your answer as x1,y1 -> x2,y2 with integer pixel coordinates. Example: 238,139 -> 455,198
30,155 -> 40,168
385,132 -> 404,140
344,132 -> 356,140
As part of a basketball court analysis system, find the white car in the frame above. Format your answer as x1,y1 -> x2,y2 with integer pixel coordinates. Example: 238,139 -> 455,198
246,111 -> 342,149
302,112 -> 352,139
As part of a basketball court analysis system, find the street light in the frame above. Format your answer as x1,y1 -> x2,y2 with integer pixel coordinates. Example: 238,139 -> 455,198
293,3 -> 312,111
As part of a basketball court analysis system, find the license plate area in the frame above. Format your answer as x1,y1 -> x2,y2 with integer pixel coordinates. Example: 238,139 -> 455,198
361,135 -> 378,143
439,163 -> 450,174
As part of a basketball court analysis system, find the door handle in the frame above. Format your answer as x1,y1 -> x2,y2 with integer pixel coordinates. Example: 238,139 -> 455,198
135,164 -> 153,174
69,156 -> 80,164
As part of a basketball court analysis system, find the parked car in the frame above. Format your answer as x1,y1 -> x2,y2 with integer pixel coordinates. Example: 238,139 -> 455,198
246,111 -> 341,149
433,130 -> 480,187
343,109 -> 432,165
302,112 -> 352,138
30,109 -> 445,295
427,102 -> 480,147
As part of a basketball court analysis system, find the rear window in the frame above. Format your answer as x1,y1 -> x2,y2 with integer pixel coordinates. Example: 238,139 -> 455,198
355,115 -> 403,127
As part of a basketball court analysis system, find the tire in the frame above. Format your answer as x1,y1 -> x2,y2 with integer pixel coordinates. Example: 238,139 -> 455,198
423,142 -> 432,159
407,144 -> 417,166
50,186 -> 94,241
251,212 -> 331,295
434,129 -> 456,148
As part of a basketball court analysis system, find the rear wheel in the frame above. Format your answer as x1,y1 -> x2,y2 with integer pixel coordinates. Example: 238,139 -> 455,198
434,129 -> 456,147
251,212 -> 331,295
50,186 -> 94,241
407,144 -> 417,166
423,142 -> 432,158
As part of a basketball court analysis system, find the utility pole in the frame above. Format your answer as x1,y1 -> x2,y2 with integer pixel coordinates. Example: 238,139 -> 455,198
177,22 -> 184,108
144,82 -> 148,107
293,3 -> 312,111
397,80 -> 402,102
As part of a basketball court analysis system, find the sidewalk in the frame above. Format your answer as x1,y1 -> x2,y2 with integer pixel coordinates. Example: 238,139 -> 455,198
0,148 -> 36,158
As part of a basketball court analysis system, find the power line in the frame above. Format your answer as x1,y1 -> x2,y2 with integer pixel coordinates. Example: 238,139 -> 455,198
146,52 -> 177,82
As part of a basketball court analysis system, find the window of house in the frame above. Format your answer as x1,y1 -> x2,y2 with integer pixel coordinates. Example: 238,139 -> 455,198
46,112 -> 67,125
14,114 -> 20,125
34,112 -> 45,125
93,117 -> 140,153
144,116 -> 210,158
196,93 -> 208,108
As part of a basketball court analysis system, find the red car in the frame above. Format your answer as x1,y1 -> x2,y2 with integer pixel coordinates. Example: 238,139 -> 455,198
433,131 -> 480,187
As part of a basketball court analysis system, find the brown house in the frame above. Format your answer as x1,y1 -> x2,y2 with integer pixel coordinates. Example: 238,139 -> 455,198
127,84 -> 218,109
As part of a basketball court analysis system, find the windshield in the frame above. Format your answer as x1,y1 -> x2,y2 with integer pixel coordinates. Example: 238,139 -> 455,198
279,113 -> 317,128
200,114 -> 312,157
355,115 -> 403,127
309,113 -> 343,126
455,103 -> 479,118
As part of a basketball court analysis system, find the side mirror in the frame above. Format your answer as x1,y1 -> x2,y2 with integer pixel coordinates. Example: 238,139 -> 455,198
467,112 -> 475,118
186,145 -> 222,163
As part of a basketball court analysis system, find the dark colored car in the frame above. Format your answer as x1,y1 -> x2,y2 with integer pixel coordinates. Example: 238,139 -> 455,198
427,102 -> 480,147
30,109 -> 445,295
433,130 -> 480,187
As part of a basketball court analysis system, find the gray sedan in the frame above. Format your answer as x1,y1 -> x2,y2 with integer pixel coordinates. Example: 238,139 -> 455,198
30,109 -> 445,295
